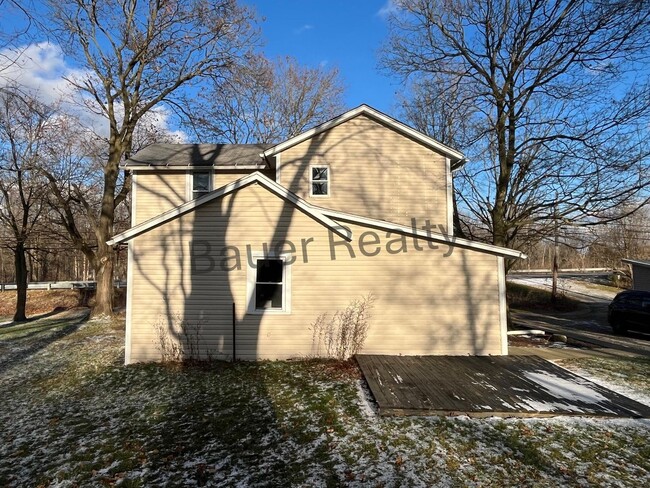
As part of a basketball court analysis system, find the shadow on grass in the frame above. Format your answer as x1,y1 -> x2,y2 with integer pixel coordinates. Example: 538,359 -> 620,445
0,309 -> 90,375
0,307 -> 72,329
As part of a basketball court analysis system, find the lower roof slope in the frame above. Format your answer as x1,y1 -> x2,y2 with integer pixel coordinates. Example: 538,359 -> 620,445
123,143 -> 272,168
108,172 -> 526,260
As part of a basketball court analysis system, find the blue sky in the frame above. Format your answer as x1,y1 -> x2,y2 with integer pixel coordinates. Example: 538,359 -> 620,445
252,1 -> 400,112
0,0 -> 401,135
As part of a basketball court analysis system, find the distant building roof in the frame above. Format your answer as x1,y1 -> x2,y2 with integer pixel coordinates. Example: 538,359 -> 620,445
622,259 -> 650,269
123,143 -> 273,168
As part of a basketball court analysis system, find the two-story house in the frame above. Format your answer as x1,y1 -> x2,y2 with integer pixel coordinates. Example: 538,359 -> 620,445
109,105 -> 525,364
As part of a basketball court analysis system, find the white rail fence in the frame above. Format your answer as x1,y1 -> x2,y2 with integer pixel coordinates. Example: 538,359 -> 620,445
0,281 -> 127,292
509,268 -> 614,274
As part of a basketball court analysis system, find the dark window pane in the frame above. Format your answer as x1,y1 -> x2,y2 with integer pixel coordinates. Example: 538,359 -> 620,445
193,172 -> 210,193
256,259 -> 283,283
256,283 -> 283,309
312,182 -> 328,195
312,167 -> 328,181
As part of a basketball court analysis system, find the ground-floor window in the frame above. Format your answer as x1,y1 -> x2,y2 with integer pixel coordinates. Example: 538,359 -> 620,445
247,252 -> 292,314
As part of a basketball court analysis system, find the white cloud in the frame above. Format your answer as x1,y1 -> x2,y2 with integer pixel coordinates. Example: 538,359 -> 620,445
137,107 -> 187,144
377,0 -> 399,18
0,42 -> 186,143
293,24 -> 314,35
0,42 -> 86,105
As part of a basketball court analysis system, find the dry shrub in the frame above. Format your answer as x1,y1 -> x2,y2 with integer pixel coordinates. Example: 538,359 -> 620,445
153,313 -> 204,362
311,293 -> 375,360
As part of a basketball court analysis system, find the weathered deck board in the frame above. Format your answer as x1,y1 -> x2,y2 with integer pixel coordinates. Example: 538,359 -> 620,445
356,355 -> 650,418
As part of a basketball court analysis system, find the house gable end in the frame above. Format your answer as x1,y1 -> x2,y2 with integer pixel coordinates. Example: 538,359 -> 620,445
263,104 -> 464,163
108,172 -> 352,246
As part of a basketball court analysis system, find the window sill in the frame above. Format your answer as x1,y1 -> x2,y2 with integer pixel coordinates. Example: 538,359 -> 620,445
246,309 -> 291,315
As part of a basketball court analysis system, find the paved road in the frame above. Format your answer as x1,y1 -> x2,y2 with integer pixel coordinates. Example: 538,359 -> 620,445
509,277 -> 650,358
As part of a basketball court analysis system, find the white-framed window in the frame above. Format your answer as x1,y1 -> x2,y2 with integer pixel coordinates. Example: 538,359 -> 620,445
187,170 -> 212,200
310,165 -> 330,197
246,252 -> 292,314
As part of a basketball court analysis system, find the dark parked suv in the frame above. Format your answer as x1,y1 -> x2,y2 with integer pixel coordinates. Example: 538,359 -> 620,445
608,290 -> 650,334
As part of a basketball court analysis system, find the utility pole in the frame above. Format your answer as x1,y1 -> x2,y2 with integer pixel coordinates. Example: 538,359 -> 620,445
551,199 -> 559,304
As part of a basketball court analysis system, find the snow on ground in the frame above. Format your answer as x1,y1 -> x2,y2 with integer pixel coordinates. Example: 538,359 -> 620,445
1,310 -> 650,487
557,360 -> 650,409
508,276 -> 618,301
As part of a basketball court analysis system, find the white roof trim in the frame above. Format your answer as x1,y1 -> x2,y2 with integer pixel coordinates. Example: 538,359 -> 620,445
261,104 -> 465,162
107,172 -> 352,246
622,258 -> 650,268
126,164 -> 267,171
109,170 -> 521,258
316,206 -> 527,259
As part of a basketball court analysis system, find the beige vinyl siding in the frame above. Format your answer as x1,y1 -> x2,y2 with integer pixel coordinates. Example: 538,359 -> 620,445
128,183 -> 502,363
632,265 -> 650,292
277,114 -> 450,230
132,169 -> 271,224
133,171 -> 186,224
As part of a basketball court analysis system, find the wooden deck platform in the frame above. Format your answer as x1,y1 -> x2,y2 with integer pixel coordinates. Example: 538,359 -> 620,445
356,355 -> 650,418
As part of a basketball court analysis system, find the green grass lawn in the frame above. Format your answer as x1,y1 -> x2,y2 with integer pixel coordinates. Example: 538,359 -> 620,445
558,357 -> 650,399
1,311 -> 650,486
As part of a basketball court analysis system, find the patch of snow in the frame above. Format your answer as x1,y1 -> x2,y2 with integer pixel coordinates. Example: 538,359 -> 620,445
523,370 -> 609,405
356,380 -> 378,417
374,368 -> 383,386
559,364 -> 650,408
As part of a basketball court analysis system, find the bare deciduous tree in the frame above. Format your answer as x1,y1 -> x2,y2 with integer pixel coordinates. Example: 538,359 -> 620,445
385,0 -> 650,251
0,87 -> 50,321
190,55 -> 346,144
40,0 -> 258,315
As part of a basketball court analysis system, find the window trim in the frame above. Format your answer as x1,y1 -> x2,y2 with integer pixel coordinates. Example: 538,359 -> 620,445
246,251 -> 292,315
309,164 -> 330,198
186,169 -> 213,200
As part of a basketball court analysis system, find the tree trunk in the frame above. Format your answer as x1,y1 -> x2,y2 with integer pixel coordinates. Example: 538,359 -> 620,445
13,241 -> 28,322
92,144 -> 122,317
93,243 -> 114,316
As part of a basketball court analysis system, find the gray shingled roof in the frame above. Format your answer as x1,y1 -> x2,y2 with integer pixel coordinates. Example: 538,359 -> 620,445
123,143 -> 273,168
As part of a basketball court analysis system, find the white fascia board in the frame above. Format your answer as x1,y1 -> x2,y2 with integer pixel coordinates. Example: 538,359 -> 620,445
130,172 -> 137,228
445,157 -> 453,234
122,164 -> 268,171
107,172 -> 351,246
316,206 -> 527,259
497,256 -> 508,355
275,153 -> 282,185
257,174 -> 352,241
124,240 -> 134,365
262,104 -> 465,162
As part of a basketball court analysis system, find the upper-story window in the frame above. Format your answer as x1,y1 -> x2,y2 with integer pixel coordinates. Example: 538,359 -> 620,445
310,166 -> 329,197
189,170 -> 212,200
